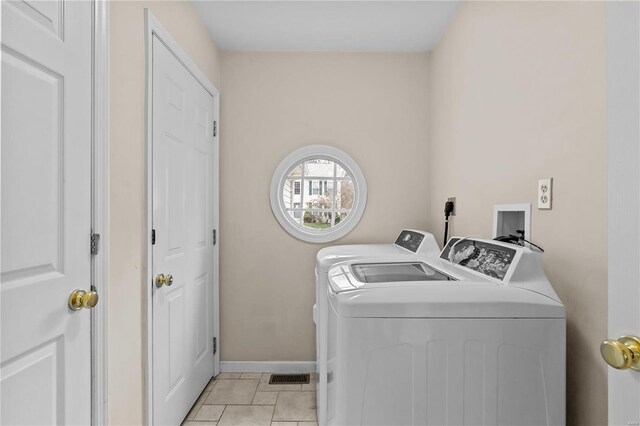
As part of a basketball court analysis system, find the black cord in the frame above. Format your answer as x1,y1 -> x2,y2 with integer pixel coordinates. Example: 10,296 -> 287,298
444,219 -> 450,246
519,236 -> 544,252
494,231 -> 544,252
443,201 -> 454,246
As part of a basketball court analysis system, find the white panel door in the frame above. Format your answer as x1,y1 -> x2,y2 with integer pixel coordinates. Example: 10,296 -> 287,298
606,2 -> 640,425
1,1 -> 93,425
152,36 -> 216,425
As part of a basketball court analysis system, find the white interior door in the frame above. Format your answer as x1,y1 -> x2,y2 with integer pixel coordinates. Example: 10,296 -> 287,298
152,35 -> 216,425
606,2 -> 640,425
1,1 -> 93,425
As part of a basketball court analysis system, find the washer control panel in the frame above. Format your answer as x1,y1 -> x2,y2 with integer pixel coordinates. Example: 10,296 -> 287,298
394,230 -> 426,253
440,237 -> 517,281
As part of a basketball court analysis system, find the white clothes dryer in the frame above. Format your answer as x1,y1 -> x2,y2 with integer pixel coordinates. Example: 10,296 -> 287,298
325,237 -> 565,426
314,230 -> 441,425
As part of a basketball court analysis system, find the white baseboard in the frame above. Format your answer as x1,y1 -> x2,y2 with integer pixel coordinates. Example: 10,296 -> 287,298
220,361 -> 316,373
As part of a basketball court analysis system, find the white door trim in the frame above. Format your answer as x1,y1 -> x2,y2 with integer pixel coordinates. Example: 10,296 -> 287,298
606,2 -> 640,424
144,10 -> 220,425
91,1 -> 109,424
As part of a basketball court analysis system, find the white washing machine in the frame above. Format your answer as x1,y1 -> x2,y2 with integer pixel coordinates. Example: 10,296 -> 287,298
325,237 -> 566,426
314,230 -> 441,426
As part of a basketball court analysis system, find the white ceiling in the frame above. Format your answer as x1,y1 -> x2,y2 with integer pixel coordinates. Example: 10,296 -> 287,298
190,1 -> 459,52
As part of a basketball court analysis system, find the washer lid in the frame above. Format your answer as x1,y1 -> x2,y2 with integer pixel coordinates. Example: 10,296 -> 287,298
329,284 -> 565,318
328,263 -> 565,318
351,262 -> 456,283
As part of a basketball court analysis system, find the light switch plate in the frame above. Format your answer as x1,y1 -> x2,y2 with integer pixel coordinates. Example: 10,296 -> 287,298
538,178 -> 552,209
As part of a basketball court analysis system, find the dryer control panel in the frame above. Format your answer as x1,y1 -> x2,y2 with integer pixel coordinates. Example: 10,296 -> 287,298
392,229 -> 441,258
394,230 -> 425,252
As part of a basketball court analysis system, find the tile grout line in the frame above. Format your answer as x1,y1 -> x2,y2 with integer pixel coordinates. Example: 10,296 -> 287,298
270,390 -> 280,424
268,373 -> 277,425
252,378 -> 259,406
218,404 -> 227,424
188,385 -> 211,423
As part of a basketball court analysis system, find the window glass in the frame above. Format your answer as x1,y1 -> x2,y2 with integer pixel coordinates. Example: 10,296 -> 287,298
336,180 -> 354,210
286,161 -> 353,229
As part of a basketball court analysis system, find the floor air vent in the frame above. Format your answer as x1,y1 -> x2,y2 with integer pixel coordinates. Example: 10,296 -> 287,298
268,373 -> 310,385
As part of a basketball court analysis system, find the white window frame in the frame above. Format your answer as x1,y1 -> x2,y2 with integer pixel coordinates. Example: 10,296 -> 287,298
270,145 -> 367,243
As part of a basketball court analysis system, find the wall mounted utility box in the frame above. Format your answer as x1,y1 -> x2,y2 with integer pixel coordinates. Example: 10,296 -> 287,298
493,203 -> 531,239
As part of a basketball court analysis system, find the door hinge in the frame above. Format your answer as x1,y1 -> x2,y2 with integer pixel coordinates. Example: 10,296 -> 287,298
152,229 -> 156,245
213,337 -> 217,355
90,232 -> 101,255
213,121 -> 217,138
213,229 -> 217,246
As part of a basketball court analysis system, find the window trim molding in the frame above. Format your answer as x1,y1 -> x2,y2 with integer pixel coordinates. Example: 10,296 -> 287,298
270,145 -> 367,243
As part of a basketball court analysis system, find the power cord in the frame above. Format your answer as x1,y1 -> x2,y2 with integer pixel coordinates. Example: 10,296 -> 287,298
443,201 -> 454,246
494,230 -> 545,252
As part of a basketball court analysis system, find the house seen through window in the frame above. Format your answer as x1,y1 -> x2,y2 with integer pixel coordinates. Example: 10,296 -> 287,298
282,159 -> 355,230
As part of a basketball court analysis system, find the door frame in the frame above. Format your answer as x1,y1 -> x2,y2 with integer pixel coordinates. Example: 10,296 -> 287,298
606,2 -> 640,424
92,0 -> 109,424
144,10 -> 221,425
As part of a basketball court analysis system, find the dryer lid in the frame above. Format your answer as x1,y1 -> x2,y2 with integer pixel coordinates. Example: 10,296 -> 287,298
315,230 -> 441,272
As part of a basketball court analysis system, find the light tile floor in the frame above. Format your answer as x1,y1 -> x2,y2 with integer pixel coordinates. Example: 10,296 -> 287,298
182,373 -> 317,426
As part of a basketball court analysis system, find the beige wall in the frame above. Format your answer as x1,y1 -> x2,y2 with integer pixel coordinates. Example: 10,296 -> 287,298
428,2 -> 607,424
219,52 -> 430,361
108,1 -> 221,424
107,1 -> 608,423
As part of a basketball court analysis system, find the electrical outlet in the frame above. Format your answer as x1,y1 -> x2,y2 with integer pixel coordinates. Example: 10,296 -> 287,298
448,197 -> 456,216
538,178 -> 553,209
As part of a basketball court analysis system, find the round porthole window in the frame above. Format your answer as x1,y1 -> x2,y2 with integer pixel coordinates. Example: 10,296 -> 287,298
270,145 -> 367,243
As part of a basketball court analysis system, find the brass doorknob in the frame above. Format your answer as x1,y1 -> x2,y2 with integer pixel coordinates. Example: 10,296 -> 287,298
600,335 -> 640,371
155,273 -> 174,288
68,289 -> 99,311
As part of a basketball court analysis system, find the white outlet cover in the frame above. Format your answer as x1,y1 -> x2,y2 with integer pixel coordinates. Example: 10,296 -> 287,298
538,178 -> 553,209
